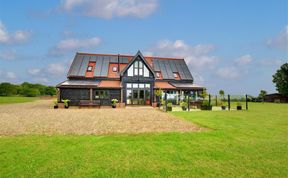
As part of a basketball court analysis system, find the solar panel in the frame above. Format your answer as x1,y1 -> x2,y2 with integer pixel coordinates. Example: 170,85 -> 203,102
180,60 -> 193,79
90,56 -> 97,62
169,60 -> 178,72
164,60 -> 174,79
77,55 -> 90,76
159,60 -> 168,79
110,56 -> 118,63
175,60 -> 187,79
69,54 -> 84,76
120,57 -> 129,63
100,57 -> 109,76
94,56 -> 103,76
153,59 -> 160,71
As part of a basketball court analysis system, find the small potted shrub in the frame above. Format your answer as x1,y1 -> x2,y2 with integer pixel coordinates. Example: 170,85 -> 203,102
167,102 -> 173,111
53,100 -> 58,109
201,101 -> 212,110
237,102 -> 242,110
180,101 -> 188,111
111,99 -> 118,108
62,99 -> 70,109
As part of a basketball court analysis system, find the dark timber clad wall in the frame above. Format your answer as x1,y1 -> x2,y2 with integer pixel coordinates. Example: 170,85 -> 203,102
60,88 -> 120,106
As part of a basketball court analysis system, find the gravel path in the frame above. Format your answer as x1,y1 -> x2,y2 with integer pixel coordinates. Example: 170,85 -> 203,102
0,100 -> 203,135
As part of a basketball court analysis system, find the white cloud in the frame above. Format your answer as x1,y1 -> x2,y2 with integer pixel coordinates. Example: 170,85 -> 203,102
48,37 -> 101,56
0,49 -> 16,60
6,72 -> 17,79
234,54 -> 252,65
46,62 -> 67,76
61,0 -> 158,19
266,25 -> 288,50
146,39 -> 218,71
27,68 -> 41,75
216,67 -> 239,79
0,21 -> 31,44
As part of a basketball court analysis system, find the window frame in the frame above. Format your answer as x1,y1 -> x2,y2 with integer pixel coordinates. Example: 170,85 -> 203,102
87,66 -> 93,72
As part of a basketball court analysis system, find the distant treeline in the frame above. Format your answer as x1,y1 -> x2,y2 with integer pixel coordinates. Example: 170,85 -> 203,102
0,82 -> 56,97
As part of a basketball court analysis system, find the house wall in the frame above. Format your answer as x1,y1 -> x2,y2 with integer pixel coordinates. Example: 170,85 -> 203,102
60,88 -> 120,106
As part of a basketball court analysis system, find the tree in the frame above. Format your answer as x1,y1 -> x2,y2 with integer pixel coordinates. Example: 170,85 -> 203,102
258,90 -> 267,102
219,90 -> 225,100
273,63 -> 288,96
0,83 -> 17,96
200,89 -> 208,99
44,86 -> 56,96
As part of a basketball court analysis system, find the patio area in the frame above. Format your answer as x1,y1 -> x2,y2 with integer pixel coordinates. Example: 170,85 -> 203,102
0,99 -> 204,136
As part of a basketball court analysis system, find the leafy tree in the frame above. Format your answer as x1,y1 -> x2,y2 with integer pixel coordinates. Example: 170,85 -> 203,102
21,87 -> 40,97
258,90 -> 267,102
200,89 -> 208,99
219,90 -> 225,100
44,86 -> 56,96
273,63 -> 288,96
0,83 -> 17,96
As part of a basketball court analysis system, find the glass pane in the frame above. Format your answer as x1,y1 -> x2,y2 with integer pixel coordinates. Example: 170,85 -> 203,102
134,61 -> 139,68
126,90 -> 132,104
133,90 -> 138,105
128,66 -> 133,76
145,84 -> 150,88
132,83 -> 138,88
139,61 -> 143,68
134,68 -> 138,75
127,83 -> 132,88
139,84 -> 144,88
145,90 -> 150,99
139,90 -> 145,105
139,69 -> 143,75
144,66 -> 149,77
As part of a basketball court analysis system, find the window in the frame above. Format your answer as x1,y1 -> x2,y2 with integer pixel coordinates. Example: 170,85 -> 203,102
144,65 -> 149,77
173,73 -> 178,78
87,66 -> 93,72
132,83 -> 138,88
156,72 -> 161,78
95,90 -> 109,99
139,84 -> 145,88
127,83 -> 132,88
145,84 -> 150,88
112,66 -> 118,72
128,66 -> 133,76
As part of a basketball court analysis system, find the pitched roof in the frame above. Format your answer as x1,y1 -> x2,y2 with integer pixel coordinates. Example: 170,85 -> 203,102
67,51 -> 193,81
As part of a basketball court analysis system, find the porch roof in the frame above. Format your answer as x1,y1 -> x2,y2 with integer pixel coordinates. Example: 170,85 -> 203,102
56,80 -> 100,88
169,82 -> 205,90
154,82 -> 176,89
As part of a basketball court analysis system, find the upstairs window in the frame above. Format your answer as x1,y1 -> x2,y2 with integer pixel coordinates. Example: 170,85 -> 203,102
87,66 -> 93,72
127,59 -> 150,77
156,72 -> 161,78
173,73 -> 178,78
112,66 -> 118,72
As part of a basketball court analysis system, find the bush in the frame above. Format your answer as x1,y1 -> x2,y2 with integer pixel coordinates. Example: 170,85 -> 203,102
167,102 -> 173,111
180,101 -> 188,110
201,101 -> 212,110
21,87 -> 40,97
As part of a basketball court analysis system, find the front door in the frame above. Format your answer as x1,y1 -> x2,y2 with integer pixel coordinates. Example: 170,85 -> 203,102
126,83 -> 151,105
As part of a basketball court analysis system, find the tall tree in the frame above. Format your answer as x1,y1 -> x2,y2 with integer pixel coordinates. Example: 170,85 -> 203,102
258,90 -> 267,102
273,63 -> 288,96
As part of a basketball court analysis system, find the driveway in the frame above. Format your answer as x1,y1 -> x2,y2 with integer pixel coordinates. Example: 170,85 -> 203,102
0,100 -> 202,135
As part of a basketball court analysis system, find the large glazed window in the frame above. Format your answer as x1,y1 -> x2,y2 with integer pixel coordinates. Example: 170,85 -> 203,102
127,60 -> 149,77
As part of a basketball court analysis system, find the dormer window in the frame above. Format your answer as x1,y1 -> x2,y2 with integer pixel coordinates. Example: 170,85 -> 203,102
173,73 -> 178,78
112,66 -> 118,72
87,66 -> 93,72
156,72 -> 161,78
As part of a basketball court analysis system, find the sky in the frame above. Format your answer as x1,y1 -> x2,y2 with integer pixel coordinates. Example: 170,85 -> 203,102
0,0 -> 287,96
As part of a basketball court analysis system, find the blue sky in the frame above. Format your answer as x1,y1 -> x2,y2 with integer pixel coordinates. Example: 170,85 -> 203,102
0,0 -> 287,95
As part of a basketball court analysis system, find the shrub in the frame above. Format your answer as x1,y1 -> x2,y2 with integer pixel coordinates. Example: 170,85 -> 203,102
167,102 -> 173,111
0,83 -> 17,96
201,101 -> 212,110
62,99 -> 70,107
111,99 -> 118,106
180,101 -> 188,110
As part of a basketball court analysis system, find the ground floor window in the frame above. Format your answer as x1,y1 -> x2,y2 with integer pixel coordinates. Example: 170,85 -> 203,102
126,83 -> 151,105
95,90 -> 109,99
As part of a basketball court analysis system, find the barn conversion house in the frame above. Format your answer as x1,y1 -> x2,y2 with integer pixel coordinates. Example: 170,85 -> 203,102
56,51 -> 204,107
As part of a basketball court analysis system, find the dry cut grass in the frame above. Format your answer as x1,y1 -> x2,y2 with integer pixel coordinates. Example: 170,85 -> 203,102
0,100 -> 203,135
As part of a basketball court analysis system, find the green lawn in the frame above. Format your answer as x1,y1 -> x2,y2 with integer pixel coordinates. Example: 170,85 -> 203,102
0,96 -> 37,104
0,103 -> 287,177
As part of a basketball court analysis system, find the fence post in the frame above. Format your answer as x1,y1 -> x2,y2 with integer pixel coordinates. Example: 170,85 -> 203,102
216,95 -> 218,106
228,94 -> 230,110
209,94 -> 211,106
165,91 -> 167,112
188,94 -> 190,111
246,94 -> 248,110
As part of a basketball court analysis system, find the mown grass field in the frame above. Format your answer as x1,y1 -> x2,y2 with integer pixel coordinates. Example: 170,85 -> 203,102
0,96 -> 37,104
0,102 -> 287,177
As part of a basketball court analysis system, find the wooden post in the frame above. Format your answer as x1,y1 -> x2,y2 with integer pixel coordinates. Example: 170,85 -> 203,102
246,94 -> 248,110
216,95 -> 218,106
90,88 -> 93,101
188,93 -> 190,111
209,94 -> 211,106
228,94 -> 230,110
165,91 -> 167,112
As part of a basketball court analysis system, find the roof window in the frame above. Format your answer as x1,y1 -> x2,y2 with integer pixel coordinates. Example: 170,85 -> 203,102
112,66 -> 118,72
173,73 -> 178,78
156,72 -> 161,78
87,66 -> 93,72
